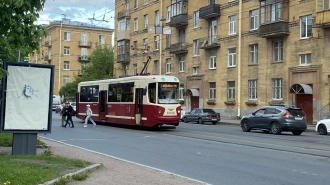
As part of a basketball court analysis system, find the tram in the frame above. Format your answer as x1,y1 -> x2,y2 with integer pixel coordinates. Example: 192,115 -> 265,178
76,50 -> 181,127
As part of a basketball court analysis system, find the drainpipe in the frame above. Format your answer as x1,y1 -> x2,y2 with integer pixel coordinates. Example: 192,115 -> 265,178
237,0 -> 242,118
159,0 -> 163,75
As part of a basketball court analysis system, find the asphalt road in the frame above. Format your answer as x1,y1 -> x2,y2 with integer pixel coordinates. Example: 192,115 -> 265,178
45,112 -> 330,185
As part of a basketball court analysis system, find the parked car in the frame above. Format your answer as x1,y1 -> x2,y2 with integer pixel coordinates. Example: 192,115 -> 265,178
181,108 -> 221,125
180,108 -> 186,121
315,116 -> 330,135
55,104 -> 62,113
240,105 -> 307,135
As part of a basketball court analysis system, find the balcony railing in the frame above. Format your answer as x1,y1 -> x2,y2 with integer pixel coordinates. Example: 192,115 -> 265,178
169,42 -> 188,54
44,41 -> 52,47
44,55 -> 52,61
258,20 -> 289,38
170,14 -> 188,28
117,54 -> 130,63
78,55 -> 90,62
117,10 -> 130,20
199,4 -> 221,19
314,10 -> 330,28
78,41 -> 92,47
199,35 -> 220,50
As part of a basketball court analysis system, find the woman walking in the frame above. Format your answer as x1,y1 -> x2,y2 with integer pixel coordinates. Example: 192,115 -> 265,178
84,104 -> 96,128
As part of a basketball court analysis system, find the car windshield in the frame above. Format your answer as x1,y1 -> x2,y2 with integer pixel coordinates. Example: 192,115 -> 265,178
288,109 -> 305,116
158,83 -> 179,104
203,109 -> 216,113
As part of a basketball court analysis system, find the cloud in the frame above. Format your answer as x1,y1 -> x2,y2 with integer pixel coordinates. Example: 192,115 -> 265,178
38,0 -> 115,27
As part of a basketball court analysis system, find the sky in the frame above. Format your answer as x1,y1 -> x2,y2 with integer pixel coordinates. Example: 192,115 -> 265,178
37,0 -> 116,29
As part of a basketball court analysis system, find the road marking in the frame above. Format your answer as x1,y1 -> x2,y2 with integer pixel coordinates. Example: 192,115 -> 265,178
39,136 -> 211,185
67,139 -> 106,141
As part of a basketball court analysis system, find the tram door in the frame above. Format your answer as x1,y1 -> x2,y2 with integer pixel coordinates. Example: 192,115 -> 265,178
99,91 -> 107,121
76,92 -> 79,116
135,88 -> 144,125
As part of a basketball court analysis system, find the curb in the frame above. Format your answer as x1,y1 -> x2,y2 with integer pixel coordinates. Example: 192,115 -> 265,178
38,163 -> 102,185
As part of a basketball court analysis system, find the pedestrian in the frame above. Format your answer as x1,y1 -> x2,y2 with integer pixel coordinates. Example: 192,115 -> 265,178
84,104 -> 96,128
63,102 -> 74,128
60,102 -> 67,127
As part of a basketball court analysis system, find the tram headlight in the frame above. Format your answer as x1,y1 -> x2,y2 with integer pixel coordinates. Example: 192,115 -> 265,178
159,110 -> 162,114
177,110 -> 181,113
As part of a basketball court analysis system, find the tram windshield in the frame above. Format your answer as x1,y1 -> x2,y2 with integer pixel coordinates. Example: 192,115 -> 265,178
158,83 -> 179,104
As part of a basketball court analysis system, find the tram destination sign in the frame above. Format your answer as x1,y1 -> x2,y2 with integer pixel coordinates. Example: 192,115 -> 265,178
161,83 -> 178,88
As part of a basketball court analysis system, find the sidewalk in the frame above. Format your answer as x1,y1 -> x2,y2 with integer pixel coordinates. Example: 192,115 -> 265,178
220,119 -> 316,132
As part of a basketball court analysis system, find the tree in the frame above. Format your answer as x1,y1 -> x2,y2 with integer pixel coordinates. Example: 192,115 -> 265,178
59,44 -> 114,97
0,0 -> 47,54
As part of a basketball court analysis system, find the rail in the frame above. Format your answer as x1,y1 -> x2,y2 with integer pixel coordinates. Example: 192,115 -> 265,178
316,102 -> 330,121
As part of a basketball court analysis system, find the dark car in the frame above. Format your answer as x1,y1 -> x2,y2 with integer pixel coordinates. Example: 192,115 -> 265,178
240,106 -> 307,135
182,108 -> 221,125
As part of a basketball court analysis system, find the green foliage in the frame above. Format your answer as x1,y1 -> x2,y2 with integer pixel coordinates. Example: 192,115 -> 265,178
0,0 -> 47,54
72,170 -> 91,181
0,133 -> 13,147
59,44 -> 114,97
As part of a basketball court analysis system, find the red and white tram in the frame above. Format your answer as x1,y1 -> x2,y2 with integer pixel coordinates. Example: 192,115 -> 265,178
76,75 -> 182,127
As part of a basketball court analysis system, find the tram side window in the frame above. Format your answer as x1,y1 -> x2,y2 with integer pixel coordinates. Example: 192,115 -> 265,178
80,85 -> 99,102
122,82 -> 134,102
148,83 -> 156,103
108,84 -> 117,102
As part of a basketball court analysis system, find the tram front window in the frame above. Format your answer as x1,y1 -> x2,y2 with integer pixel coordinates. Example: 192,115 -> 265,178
158,83 -> 179,104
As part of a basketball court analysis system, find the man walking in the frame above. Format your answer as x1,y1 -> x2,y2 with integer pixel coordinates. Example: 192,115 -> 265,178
63,102 -> 75,128
60,102 -> 67,127
84,104 -> 96,128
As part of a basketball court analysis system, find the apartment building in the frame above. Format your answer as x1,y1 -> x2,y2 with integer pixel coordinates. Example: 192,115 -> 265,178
31,19 -> 113,95
114,0 -> 330,124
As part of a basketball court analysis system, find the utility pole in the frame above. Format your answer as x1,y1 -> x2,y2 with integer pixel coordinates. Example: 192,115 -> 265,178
58,14 -> 65,94
18,50 -> 21,62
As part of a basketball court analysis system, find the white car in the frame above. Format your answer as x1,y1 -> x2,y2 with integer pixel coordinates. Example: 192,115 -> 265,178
315,116 -> 330,135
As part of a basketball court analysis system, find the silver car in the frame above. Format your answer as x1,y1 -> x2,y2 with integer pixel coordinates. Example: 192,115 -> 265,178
182,108 -> 221,125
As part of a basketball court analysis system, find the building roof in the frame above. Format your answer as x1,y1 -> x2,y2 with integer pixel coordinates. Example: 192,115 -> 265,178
44,19 -> 114,31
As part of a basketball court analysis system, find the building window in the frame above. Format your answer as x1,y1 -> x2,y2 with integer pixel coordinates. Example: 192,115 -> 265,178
144,0 -> 148,5
166,58 -> 171,73
273,41 -> 283,62
123,64 -> 128,76
249,44 -> 258,64
194,11 -> 200,28
209,82 -> 216,100
193,39 -> 199,56
143,38 -> 148,50
227,81 -> 235,100
64,47 -> 70,55
228,48 -> 236,67
179,84 -> 184,100
300,15 -> 312,39
154,60 -> 159,74
250,9 -> 259,30
209,50 -> 216,69
155,10 -> 160,25
229,15 -> 236,35
134,0 -> 138,8
248,80 -> 257,100
133,64 -> 138,75
272,78 -> 282,100
317,0 -> 330,11
99,35 -> 105,44
166,35 -> 171,48
143,62 -> 148,74
63,75 -> 70,84
178,28 -> 185,43
81,62 -> 87,70
209,19 -> 217,44
193,66 -> 199,75
260,1 -> 282,24
171,0 -> 187,17
300,53 -> 312,65
63,61 -> 70,70
64,32 -> 70,41
133,41 -> 138,55
134,18 -> 138,31
179,56 -> 185,72
144,14 -> 148,29
166,6 -> 171,23
154,35 -> 160,50
118,20 -> 130,31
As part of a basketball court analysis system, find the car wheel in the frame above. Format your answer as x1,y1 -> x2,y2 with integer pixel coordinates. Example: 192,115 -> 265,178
198,118 -> 203,124
271,122 -> 282,135
318,124 -> 328,135
292,131 -> 303,135
241,120 -> 251,132
212,122 -> 217,125
184,117 -> 188,123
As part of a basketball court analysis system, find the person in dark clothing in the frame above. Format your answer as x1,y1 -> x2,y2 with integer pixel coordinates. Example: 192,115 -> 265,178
60,103 -> 67,127
63,102 -> 74,128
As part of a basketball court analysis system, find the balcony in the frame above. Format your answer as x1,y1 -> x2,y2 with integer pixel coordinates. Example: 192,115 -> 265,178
314,10 -> 330,28
199,36 -> 220,50
44,55 -> 52,61
117,30 -> 130,41
117,10 -> 130,20
258,21 -> 289,38
78,41 -> 92,48
199,4 -> 221,19
44,41 -> 52,47
170,14 -> 188,28
117,54 -> 130,63
169,42 -> 188,54
78,55 -> 90,62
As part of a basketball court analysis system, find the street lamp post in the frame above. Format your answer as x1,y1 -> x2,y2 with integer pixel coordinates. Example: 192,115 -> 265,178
159,18 -> 166,75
